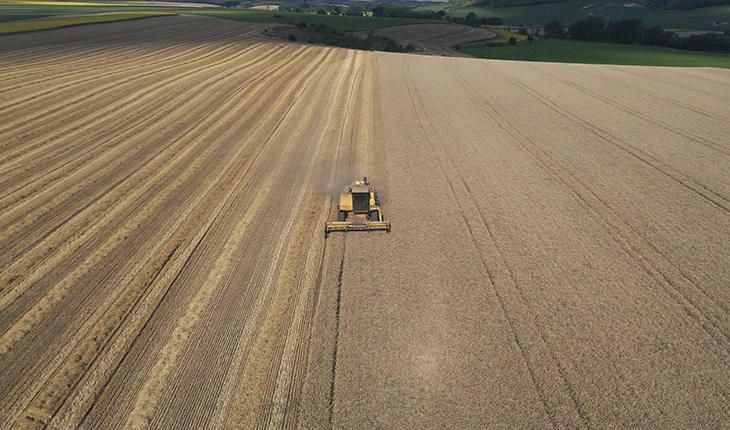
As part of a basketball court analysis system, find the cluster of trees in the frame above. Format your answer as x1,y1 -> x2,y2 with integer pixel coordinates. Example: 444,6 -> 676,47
279,2 -> 447,20
637,0 -> 730,10
369,4 -> 443,19
276,3 -> 506,27
675,30 -> 730,51
294,22 -> 415,52
279,3 -> 353,14
446,12 -> 503,26
461,0 -> 730,8
545,17 -> 730,52
472,0 -> 576,6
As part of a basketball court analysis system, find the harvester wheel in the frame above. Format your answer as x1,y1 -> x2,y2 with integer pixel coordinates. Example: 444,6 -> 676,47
337,211 -> 346,222
369,210 -> 379,222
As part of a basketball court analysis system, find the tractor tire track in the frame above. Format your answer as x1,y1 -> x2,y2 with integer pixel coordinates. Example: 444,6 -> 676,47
403,56 -> 587,429
479,61 -> 730,339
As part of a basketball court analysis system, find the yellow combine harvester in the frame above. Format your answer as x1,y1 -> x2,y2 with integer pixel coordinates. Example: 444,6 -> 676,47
325,177 -> 390,237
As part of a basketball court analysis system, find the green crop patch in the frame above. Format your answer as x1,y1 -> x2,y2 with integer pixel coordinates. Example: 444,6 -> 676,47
460,37 -> 730,68
488,28 -> 528,43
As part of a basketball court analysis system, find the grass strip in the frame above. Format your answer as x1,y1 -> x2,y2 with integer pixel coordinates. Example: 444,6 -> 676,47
460,37 -> 730,68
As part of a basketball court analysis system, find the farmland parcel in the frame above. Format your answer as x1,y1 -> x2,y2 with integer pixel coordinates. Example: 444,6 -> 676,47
1,15 -> 729,429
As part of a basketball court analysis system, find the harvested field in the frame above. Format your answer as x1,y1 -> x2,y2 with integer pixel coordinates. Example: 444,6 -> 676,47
0,12 -> 173,34
365,23 -> 497,56
1,15 -> 730,429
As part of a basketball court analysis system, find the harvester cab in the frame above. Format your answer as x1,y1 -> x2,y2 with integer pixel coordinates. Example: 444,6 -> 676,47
325,177 -> 390,237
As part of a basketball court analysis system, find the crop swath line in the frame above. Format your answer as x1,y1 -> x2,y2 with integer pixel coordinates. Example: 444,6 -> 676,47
0,39 -> 270,197
0,41 -> 270,212
214,49 -> 348,430
313,51 -> 376,430
0,46 -> 278,312
95,47 -> 338,429
0,42 -> 323,426
0,29 -> 162,75
287,52 -> 374,429
77,106 -> 273,429
0,16 -> 250,82
0,42 -> 275,274
0,20 -> 253,136
226,51 -> 344,427
0,30 -> 253,154
474,61 -> 730,347
0,77 -> 258,426
0,19 -> 247,90
0,41 -> 180,94
52,43 -> 330,429
247,49 -> 366,430
0,20 -> 237,119
328,252 -> 345,428
0,52 -> 229,183
67,127 -> 270,428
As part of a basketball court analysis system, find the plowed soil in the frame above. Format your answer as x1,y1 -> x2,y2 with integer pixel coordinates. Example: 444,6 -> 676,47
1,15 -> 729,429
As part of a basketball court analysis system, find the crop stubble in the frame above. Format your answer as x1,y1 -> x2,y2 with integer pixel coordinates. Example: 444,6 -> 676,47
0,15 -> 380,429
1,14 -> 730,429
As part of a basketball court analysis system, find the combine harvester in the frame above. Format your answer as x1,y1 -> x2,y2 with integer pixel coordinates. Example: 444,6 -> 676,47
325,177 -> 390,237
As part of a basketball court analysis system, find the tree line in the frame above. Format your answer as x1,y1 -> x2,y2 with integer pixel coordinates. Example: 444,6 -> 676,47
467,0 -> 730,9
277,3 -> 504,27
635,0 -> 730,10
544,17 -> 730,52
293,21 -> 415,53
279,2 -> 448,20
447,12 -> 503,26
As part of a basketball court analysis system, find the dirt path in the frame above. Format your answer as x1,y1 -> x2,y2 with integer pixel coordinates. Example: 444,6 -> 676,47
2,15 -> 730,429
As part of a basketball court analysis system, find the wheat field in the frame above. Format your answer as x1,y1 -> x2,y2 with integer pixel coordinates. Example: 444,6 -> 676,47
1,15 -> 729,429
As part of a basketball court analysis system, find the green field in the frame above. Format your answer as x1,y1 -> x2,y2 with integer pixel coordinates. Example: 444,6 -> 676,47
419,0 -> 730,31
459,36 -> 730,67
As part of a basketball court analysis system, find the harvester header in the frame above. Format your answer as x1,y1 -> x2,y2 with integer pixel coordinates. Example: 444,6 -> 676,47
325,177 -> 390,237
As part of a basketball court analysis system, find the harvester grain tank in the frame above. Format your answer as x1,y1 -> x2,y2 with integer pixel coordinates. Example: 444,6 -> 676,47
325,177 -> 390,237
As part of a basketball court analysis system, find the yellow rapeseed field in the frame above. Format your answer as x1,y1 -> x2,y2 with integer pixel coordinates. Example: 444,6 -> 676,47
491,28 -> 529,43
